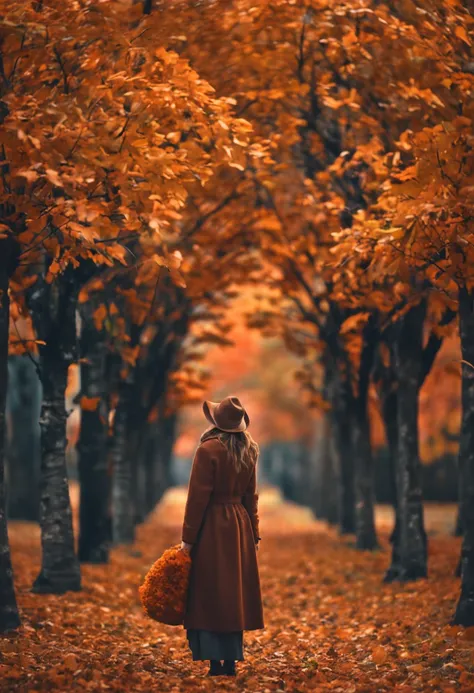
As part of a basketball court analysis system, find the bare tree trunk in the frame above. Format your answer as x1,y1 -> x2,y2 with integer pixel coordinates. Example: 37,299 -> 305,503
0,237 -> 21,632
453,286 -> 474,626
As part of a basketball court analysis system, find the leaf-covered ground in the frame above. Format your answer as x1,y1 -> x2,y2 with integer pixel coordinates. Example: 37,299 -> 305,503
1,489 -> 473,692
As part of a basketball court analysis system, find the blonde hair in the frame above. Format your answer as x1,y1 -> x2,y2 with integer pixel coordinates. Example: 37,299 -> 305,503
200,427 -> 259,472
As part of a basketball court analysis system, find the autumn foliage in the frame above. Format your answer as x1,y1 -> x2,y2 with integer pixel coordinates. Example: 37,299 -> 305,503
1,0 -> 474,670
138,545 -> 191,627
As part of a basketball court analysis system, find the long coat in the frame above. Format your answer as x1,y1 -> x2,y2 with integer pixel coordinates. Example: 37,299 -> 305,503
182,436 -> 264,632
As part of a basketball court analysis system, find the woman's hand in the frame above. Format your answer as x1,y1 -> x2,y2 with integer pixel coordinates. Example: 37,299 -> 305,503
181,541 -> 193,553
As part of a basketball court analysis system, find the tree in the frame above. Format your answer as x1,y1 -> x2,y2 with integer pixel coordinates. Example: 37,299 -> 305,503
6,351 -> 41,521
2,0 -> 254,590
337,5 -> 473,598
0,233 -> 21,633
76,297 -> 111,563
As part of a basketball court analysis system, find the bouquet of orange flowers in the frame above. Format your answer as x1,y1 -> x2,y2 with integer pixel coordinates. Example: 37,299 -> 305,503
139,545 -> 192,626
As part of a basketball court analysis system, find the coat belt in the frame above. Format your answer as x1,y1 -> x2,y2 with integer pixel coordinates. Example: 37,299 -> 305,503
210,496 -> 242,505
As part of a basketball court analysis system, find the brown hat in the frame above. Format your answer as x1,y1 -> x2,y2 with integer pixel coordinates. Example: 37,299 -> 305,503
203,396 -> 250,433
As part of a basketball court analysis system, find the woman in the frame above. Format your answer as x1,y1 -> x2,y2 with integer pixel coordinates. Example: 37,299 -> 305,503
180,395 -> 264,677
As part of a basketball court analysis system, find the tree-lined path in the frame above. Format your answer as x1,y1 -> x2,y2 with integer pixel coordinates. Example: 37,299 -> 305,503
1,489 -> 471,692
2,0 -> 474,690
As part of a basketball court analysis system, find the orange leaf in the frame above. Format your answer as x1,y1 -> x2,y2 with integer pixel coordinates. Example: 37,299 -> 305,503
93,304 -> 108,330
455,25 -> 471,45
80,396 -> 101,412
371,646 -> 387,665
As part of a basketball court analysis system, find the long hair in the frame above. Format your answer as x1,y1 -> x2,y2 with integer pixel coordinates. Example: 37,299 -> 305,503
200,427 -> 259,472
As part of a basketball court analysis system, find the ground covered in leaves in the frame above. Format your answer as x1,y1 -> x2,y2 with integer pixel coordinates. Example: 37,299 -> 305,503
1,489 -> 473,692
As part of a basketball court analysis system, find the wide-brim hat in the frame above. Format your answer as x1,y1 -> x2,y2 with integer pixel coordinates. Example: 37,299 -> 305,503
203,395 -> 250,433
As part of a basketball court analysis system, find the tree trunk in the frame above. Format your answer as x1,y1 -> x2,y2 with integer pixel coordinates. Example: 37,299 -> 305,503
382,389 -> 399,510
159,410 -> 177,496
310,418 -> 325,520
6,355 -> 41,521
132,436 -> 147,525
331,378 -> 355,534
453,286 -> 474,626
333,423 -> 355,533
140,412 -> 175,516
142,423 -> 158,516
315,415 -> 339,525
33,352 -> 81,593
390,303 -> 427,582
127,417 -> 146,526
77,303 -> 110,563
454,457 -> 465,538
381,388 -> 402,582
111,382 -> 135,545
30,271 -> 81,594
0,243 -> 21,632
352,319 -> 379,550
352,401 -> 378,550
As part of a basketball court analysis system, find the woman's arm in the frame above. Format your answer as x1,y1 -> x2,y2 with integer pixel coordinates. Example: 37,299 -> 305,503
242,464 -> 261,545
182,444 -> 215,546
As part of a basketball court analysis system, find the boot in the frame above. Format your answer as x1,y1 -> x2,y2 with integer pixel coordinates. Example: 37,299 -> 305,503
222,660 -> 236,676
208,660 -> 223,676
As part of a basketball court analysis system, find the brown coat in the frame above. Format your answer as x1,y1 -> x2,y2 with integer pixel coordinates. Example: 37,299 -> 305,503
182,436 -> 264,632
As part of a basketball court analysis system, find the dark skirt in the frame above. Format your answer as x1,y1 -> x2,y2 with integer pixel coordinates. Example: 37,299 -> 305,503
186,629 -> 244,661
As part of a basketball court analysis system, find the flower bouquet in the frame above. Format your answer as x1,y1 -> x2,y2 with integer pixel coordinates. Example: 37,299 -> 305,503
139,545 -> 192,626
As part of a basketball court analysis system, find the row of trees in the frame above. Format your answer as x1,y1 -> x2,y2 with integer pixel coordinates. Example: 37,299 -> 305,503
149,0 -> 474,624
1,0 -> 474,633
0,0 -> 261,632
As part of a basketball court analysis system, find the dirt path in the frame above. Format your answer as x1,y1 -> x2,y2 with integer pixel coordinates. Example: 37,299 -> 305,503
1,488 -> 471,692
